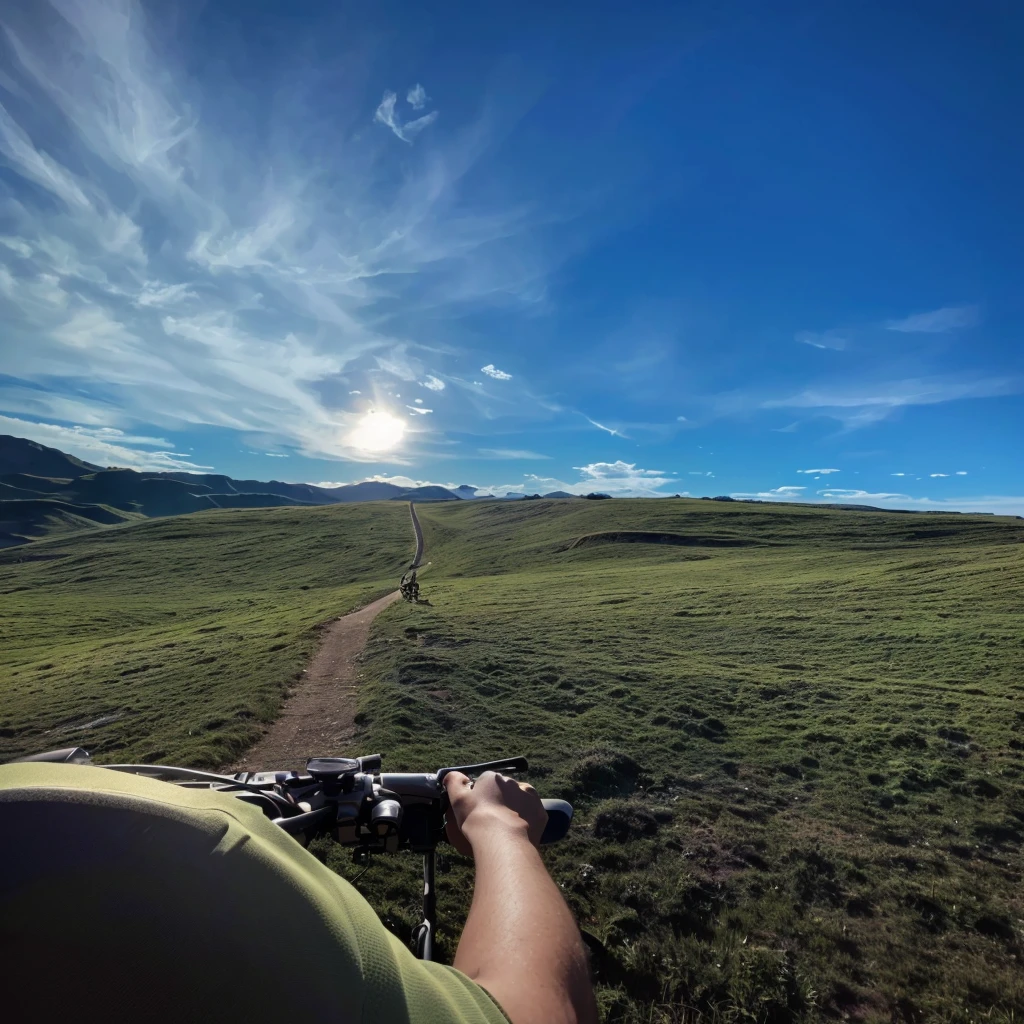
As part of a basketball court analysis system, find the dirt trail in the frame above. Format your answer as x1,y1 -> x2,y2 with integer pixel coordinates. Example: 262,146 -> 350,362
227,503 -> 423,773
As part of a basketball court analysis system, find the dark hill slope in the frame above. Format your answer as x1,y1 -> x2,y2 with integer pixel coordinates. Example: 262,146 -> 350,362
0,498 -> 140,547
66,470 -> 217,516
0,435 -> 100,478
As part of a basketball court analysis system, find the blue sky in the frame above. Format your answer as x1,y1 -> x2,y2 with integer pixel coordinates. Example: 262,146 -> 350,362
1,0 -> 1021,511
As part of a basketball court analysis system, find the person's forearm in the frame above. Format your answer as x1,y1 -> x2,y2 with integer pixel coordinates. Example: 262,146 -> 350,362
453,815 -> 596,1024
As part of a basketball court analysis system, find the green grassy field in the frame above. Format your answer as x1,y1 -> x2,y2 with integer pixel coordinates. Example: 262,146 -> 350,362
0,502 -> 413,765
337,499 -> 1024,1023
1,496 -> 1022,1021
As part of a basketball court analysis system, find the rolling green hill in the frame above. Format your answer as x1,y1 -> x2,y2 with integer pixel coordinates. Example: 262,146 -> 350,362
2,495 -> 1021,1021
345,498 -> 1024,1023
0,502 -> 413,765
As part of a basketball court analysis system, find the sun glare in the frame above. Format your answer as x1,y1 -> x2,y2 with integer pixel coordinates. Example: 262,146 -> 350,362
349,410 -> 406,452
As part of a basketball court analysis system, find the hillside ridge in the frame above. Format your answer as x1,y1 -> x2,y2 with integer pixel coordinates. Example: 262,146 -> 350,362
0,433 -> 462,546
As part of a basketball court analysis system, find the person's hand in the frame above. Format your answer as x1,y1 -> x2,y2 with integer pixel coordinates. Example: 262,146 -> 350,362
442,771 -> 548,856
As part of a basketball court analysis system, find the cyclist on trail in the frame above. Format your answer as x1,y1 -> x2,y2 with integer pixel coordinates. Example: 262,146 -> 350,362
0,761 -> 596,1024
400,569 -> 420,602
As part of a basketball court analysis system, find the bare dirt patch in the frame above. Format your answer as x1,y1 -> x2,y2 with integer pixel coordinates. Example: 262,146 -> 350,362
226,590 -> 402,772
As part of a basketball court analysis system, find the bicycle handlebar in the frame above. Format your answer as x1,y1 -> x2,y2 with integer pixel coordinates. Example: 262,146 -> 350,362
22,749 -> 575,853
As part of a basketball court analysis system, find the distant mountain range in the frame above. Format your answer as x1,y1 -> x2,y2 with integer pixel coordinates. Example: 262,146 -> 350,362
0,434 -> 579,547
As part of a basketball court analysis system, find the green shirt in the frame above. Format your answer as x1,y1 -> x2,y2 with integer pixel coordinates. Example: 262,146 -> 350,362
0,762 -> 508,1024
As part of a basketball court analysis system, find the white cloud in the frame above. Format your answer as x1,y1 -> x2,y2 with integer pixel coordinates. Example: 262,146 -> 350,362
478,448 -> 551,460
577,461 -> 665,481
481,363 -> 512,380
136,282 -> 197,308
0,236 -> 33,258
374,89 -> 438,144
420,376 -> 446,391
891,472 -> 905,476
406,406 -> 432,415
955,471 -> 968,476
471,461 -> 679,498
414,398 -> 423,404
930,472 -> 949,478
567,461 -> 675,496
763,375 -> 1020,429
349,390 -> 361,395
885,305 -> 979,333
407,84 -> 428,110
676,415 -> 688,422
796,330 -> 847,351
817,488 -> 907,501
796,468 -> 840,475
724,482 -> 1024,515
583,415 -> 626,438
263,452 -> 288,458
730,486 -> 806,499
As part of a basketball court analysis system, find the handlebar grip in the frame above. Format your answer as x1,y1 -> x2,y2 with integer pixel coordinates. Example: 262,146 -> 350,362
540,799 -> 573,844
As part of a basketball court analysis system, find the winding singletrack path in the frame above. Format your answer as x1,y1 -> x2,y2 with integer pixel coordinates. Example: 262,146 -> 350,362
227,503 -> 423,772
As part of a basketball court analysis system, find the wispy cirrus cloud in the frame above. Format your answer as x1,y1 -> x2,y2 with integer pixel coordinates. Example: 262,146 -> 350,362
796,329 -> 847,351
796,468 -> 840,475
885,305 -> 979,333
481,363 -> 513,380
407,84 -> 428,111
582,414 -> 627,438
762,375 -> 1020,428
0,0 -> 556,466
478,448 -> 551,460
374,89 -> 439,144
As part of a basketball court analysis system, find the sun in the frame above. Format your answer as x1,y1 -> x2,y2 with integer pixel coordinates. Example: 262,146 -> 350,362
349,409 -> 406,453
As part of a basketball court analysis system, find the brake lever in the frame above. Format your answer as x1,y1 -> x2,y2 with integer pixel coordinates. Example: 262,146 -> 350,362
435,756 -> 529,785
